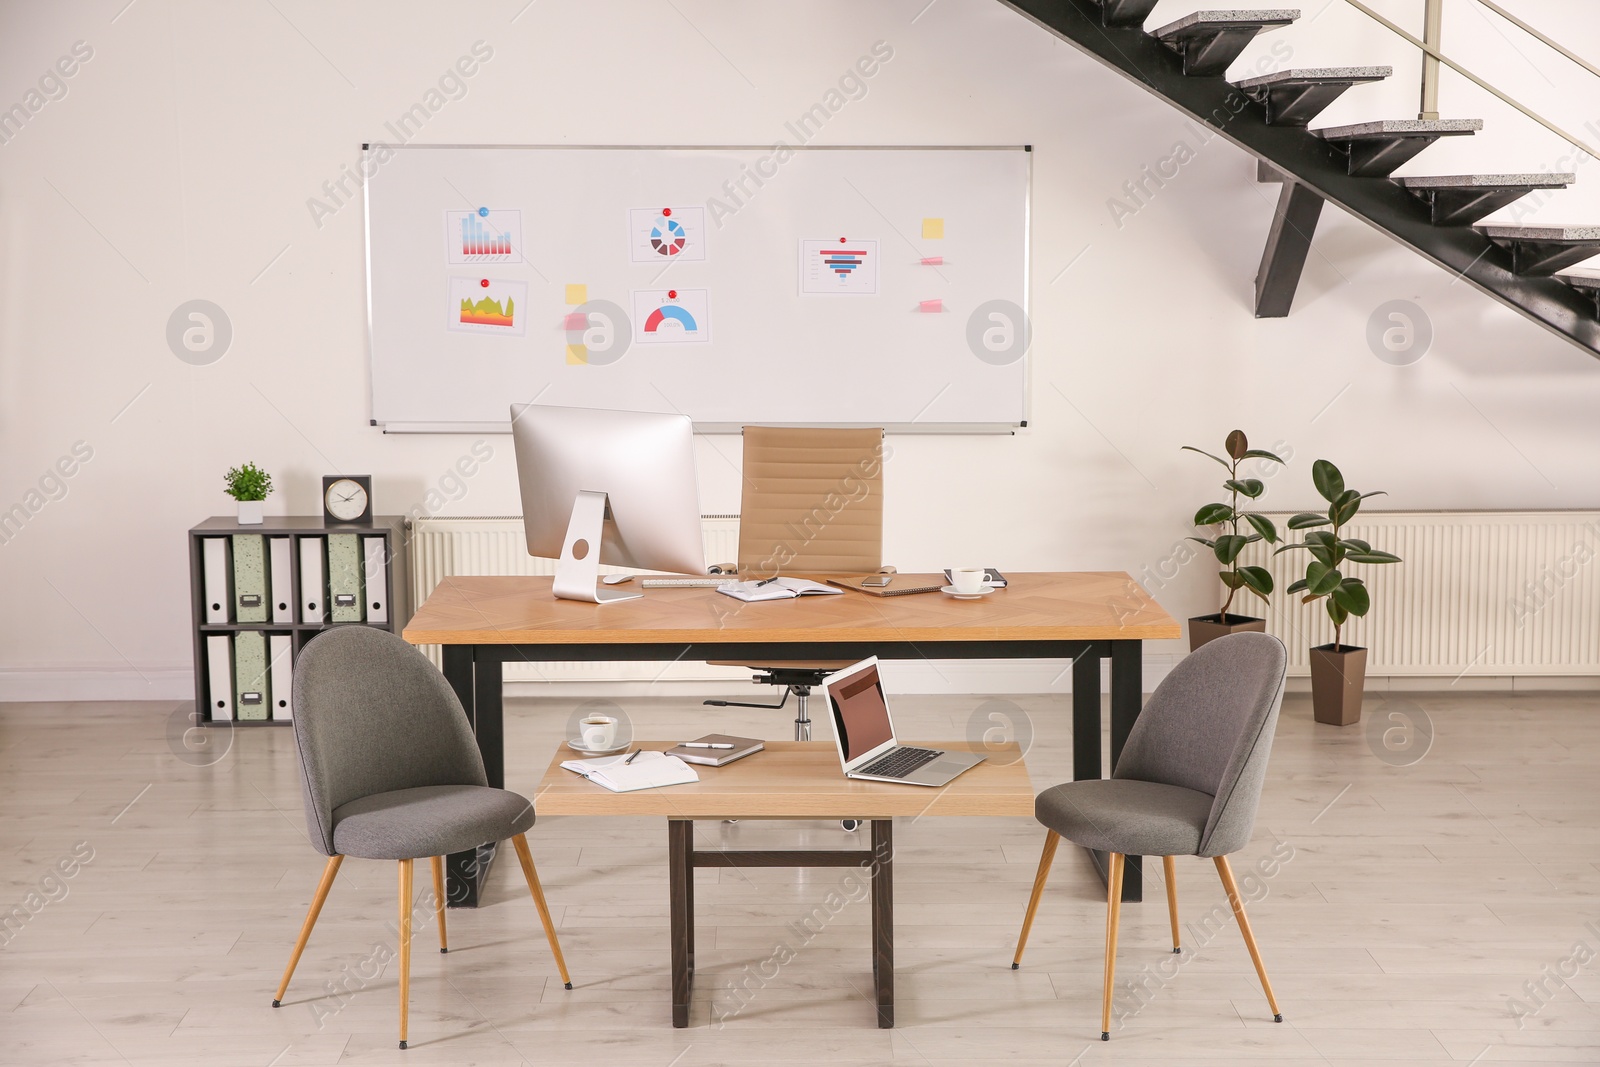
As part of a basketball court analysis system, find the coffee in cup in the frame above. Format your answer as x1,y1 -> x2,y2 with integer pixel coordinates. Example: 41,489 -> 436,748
580,715 -> 618,749
950,568 -> 989,595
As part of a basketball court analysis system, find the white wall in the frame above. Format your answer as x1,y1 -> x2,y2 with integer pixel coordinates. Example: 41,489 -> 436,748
1,0 -> 1598,700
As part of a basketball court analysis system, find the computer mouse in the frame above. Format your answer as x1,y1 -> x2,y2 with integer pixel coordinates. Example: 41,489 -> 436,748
602,574 -> 636,585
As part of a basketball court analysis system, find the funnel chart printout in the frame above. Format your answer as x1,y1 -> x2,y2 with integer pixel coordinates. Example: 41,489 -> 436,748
800,238 -> 879,295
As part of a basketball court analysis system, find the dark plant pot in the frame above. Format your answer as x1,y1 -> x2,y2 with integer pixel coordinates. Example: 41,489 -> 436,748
1188,613 -> 1267,652
1310,643 -> 1368,726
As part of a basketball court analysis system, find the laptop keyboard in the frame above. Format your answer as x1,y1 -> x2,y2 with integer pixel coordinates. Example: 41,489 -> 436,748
857,746 -> 944,779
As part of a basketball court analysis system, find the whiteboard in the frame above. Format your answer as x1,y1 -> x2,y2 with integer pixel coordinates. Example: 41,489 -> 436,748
364,145 -> 1029,432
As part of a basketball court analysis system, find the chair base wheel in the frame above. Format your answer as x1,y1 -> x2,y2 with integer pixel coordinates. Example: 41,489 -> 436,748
1010,962 -> 1018,970
564,982 -> 573,990
1274,1013 -> 1283,1023
271,999 -> 280,1008
841,819 -> 861,832
1101,1032 -> 1109,1041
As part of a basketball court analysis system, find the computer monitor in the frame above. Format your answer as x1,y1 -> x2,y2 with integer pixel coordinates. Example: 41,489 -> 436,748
510,403 -> 706,603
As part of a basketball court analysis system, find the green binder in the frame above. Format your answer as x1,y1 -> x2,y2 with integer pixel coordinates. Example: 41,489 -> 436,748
233,630 -> 270,721
327,534 -> 364,622
232,534 -> 268,623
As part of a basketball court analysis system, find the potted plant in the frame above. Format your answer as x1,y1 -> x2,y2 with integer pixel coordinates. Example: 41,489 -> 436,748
1276,459 -> 1401,726
224,462 -> 273,525
1183,430 -> 1285,651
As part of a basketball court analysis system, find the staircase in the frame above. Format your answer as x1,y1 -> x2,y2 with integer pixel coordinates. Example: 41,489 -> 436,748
1002,0 -> 1600,356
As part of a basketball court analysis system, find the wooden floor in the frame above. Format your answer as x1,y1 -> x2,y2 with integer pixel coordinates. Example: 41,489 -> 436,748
2,689 -> 1597,1065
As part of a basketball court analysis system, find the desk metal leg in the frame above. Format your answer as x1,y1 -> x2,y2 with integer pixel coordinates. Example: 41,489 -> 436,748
444,647 -> 504,909
1071,647 -> 1102,783
669,820 -> 694,1028
871,819 -> 894,1028
1109,640 -> 1144,903
1074,642 -> 1144,904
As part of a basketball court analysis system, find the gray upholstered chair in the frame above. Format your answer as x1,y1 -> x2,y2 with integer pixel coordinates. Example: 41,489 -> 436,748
1011,631 -> 1287,1040
271,626 -> 570,1050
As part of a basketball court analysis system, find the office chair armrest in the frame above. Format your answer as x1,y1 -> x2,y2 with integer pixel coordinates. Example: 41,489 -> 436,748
709,562 -> 738,575
878,565 -> 897,574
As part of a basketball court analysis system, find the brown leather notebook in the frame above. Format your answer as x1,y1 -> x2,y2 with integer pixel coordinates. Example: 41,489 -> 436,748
827,573 -> 947,597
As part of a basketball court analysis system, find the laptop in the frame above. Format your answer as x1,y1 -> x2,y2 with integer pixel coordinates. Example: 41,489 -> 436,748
823,657 -> 985,787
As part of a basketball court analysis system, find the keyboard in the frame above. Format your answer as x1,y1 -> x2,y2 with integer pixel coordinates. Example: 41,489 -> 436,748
640,577 -> 739,588
856,746 -> 944,779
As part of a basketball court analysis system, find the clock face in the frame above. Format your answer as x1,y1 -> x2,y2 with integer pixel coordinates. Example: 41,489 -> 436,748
325,478 -> 369,521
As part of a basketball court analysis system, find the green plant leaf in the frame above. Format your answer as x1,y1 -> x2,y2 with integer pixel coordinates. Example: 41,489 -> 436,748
1285,577 -> 1309,595
1214,534 -> 1249,565
1306,561 -> 1342,596
1225,429 -> 1248,461
1307,543 -> 1335,568
1194,503 -> 1233,526
1312,459 -> 1345,503
1181,445 -> 1232,472
1326,597 -> 1350,626
1243,513 -> 1278,544
1241,449 -> 1285,464
1332,488 -> 1363,526
1305,530 -> 1340,551
1238,565 -> 1273,597
1343,538 -> 1372,553
1186,536 -> 1216,549
1220,571 -> 1244,589
1345,550 -> 1402,564
1224,478 -> 1265,499
1286,512 -> 1330,530
1273,543 -> 1309,556
1331,580 -> 1371,617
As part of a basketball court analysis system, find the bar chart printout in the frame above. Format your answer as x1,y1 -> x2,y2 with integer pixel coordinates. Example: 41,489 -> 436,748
445,208 -> 523,263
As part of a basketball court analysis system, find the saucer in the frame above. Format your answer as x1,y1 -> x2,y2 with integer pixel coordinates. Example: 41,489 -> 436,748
567,737 -> 631,755
941,584 -> 997,599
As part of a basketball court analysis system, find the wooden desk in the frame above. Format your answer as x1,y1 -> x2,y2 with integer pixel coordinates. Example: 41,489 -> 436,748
403,571 -> 1179,906
536,741 -> 1034,1028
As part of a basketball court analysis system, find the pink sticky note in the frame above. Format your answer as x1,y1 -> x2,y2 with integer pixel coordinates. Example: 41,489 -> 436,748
562,312 -> 588,330
920,256 -> 944,266
919,299 -> 943,313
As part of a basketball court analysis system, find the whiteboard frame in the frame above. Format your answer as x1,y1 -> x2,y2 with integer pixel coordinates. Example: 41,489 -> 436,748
363,144 -> 1032,435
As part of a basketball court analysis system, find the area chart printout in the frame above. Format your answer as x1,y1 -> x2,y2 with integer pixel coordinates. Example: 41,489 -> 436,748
445,209 -> 522,263
448,277 -> 528,336
800,238 -> 879,295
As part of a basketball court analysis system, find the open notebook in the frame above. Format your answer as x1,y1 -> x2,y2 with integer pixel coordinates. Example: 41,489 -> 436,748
560,750 -> 699,792
716,577 -> 844,603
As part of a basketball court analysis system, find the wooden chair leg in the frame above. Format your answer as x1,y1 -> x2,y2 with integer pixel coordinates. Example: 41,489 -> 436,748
511,833 -> 572,989
430,856 -> 448,953
1100,853 -> 1124,1041
398,859 -> 413,1050
1163,856 -> 1181,954
273,855 -> 342,1007
1214,855 -> 1283,1023
1011,830 -> 1060,968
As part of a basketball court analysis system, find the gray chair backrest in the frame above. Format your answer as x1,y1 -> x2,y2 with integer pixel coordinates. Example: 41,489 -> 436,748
1112,632 -> 1287,857
291,626 -> 487,856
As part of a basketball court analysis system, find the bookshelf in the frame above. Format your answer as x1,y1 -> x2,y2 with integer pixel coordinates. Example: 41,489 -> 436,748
187,516 -> 410,726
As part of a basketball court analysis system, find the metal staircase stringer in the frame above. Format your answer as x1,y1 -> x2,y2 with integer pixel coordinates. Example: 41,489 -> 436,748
999,0 -> 1600,358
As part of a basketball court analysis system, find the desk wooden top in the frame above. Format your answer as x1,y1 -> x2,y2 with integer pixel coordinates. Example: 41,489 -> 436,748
403,571 -> 1179,646
534,741 -> 1035,818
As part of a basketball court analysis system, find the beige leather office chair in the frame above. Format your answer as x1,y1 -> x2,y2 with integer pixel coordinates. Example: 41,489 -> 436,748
704,426 -> 888,743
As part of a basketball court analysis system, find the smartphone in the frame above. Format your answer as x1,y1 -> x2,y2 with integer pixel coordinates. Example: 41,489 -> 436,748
861,575 -> 893,588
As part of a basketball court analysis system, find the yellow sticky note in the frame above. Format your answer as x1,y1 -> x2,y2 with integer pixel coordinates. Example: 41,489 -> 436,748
921,218 -> 944,239
565,284 -> 587,305
566,343 -> 588,365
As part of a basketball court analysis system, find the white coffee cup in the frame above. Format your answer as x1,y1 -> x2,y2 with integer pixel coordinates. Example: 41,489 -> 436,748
580,715 -> 618,749
950,567 -> 989,595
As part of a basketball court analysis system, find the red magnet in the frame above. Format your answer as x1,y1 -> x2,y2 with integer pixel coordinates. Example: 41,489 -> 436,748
662,207 -> 672,217
668,290 -> 677,299
479,279 -> 489,287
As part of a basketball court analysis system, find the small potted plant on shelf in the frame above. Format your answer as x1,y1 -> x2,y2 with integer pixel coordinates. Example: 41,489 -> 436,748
1183,430 -> 1285,651
224,462 -> 273,525
1276,459 -> 1402,726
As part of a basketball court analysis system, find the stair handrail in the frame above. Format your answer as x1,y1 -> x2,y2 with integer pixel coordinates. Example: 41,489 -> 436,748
1472,0 -> 1600,83
1337,0 -> 1599,164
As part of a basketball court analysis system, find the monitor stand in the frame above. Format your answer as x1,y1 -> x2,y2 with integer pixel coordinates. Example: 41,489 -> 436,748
553,490 -> 642,604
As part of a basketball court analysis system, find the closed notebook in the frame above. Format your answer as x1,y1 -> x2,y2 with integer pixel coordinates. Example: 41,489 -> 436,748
664,734 -> 765,767
828,573 -> 946,597
560,751 -> 698,792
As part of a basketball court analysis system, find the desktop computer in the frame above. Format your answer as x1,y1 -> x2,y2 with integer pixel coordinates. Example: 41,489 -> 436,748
510,403 -> 707,603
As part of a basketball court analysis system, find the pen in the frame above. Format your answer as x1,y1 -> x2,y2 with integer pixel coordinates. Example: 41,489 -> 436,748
754,577 -> 778,587
624,749 -> 642,764
682,742 -> 735,749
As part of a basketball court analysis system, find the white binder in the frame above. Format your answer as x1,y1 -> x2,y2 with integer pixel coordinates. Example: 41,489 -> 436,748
202,538 -> 230,624
362,537 -> 389,623
269,537 -> 294,624
206,633 -> 234,722
299,537 -> 326,622
268,633 -> 295,720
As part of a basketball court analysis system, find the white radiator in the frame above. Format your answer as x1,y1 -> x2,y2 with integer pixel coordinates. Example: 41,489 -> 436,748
1240,511 -> 1600,677
409,515 -> 745,682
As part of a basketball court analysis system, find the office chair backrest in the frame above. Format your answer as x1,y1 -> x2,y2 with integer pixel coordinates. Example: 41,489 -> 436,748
736,426 -> 885,578
1113,632 -> 1287,857
291,626 -> 488,856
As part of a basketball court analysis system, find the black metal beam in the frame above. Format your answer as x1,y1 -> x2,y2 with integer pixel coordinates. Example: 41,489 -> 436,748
998,0 -> 1600,357
1256,180 -> 1326,318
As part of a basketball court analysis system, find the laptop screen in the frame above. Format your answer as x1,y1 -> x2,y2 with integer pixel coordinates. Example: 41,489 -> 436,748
826,663 -> 895,762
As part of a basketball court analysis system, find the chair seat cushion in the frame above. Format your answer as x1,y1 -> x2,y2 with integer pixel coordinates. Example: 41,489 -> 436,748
1035,779 -> 1214,858
331,785 -> 536,860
